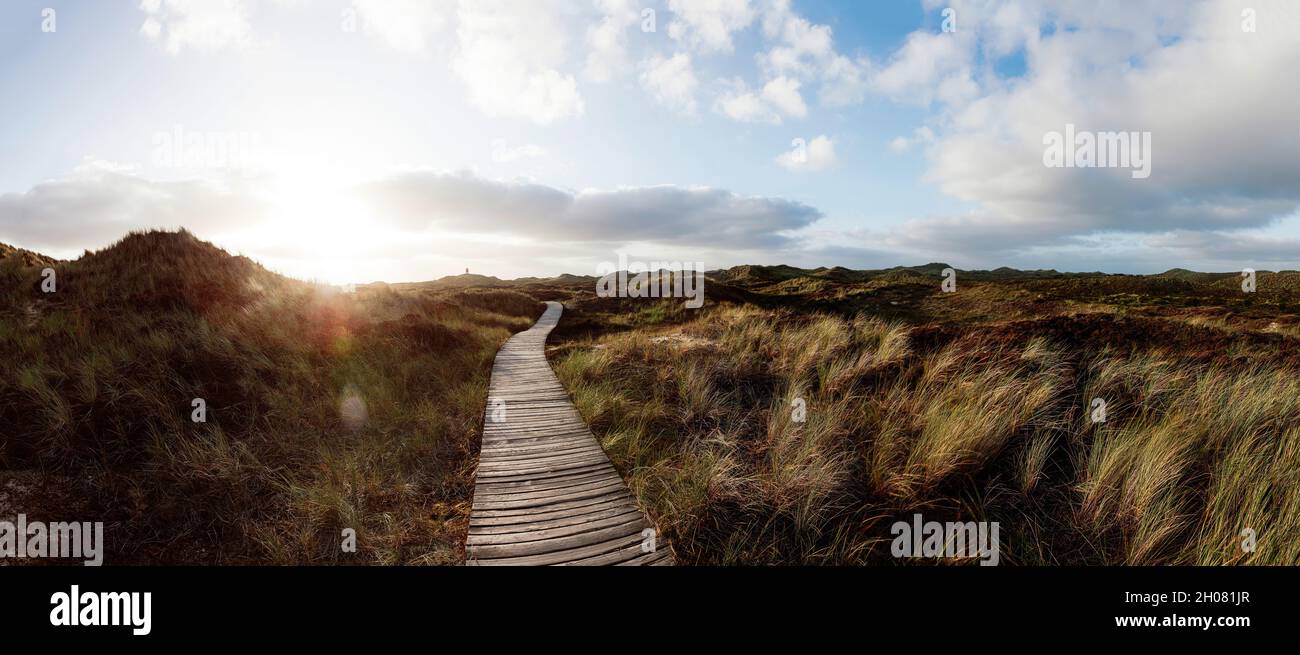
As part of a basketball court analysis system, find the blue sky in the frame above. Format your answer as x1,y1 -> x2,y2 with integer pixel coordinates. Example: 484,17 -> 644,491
1,0 -> 1298,283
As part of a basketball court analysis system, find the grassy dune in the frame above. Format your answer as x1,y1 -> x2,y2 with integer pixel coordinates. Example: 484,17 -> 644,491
1,231 -> 541,564
553,298 -> 1300,565
4,237 -> 1296,566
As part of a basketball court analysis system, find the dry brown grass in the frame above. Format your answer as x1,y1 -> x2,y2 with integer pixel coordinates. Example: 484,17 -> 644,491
1,230 -> 541,564
555,303 -> 1300,565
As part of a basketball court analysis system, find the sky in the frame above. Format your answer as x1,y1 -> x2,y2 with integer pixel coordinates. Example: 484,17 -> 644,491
1,0 -> 1298,283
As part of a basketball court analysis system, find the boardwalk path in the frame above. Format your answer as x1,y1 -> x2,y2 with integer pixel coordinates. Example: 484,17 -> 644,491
465,301 -> 672,565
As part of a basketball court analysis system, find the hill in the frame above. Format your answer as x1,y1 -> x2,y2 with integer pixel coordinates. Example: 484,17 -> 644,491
0,230 -> 543,564
0,241 -> 56,268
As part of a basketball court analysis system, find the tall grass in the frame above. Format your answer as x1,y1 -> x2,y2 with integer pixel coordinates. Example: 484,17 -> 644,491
555,304 -> 1300,565
1079,357 -> 1300,564
1,231 -> 542,564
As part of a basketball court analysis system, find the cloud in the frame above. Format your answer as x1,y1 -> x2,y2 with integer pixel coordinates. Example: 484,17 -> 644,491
138,0 -> 257,54
713,76 -> 807,124
0,166 -> 269,254
695,0 -> 870,122
760,76 -> 807,118
776,135 -> 836,173
351,0 -> 452,55
871,30 -> 973,105
640,53 -> 700,115
489,139 -> 546,163
875,0 -> 1300,264
759,0 -> 834,75
888,126 -> 936,154
713,79 -> 776,123
346,0 -> 585,124
667,0 -> 756,53
819,54 -> 871,107
758,0 -> 872,109
1143,229 -> 1300,269
360,170 -> 823,248
0,164 -> 827,276
449,0 -> 585,124
584,0 -> 641,82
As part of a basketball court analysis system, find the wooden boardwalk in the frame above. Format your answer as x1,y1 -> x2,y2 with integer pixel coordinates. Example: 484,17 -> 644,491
465,301 -> 672,565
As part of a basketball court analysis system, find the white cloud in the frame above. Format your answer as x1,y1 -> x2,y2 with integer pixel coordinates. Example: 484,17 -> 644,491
776,135 -> 836,173
489,139 -> 546,163
449,0 -> 585,124
756,0 -> 872,109
138,0 -> 257,54
714,79 -> 778,124
713,76 -> 806,124
888,126 -> 935,154
819,54 -> 871,107
760,76 -> 806,119
135,1 -> 586,124
584,0 -> 641,82
347,0 -> 586,124
759,0 -> 833,75
351,0 -> 452,56
140,17 -> 163,40
871,30 -> 972,105
639,53 -> 699,115
667,0 -> 756,54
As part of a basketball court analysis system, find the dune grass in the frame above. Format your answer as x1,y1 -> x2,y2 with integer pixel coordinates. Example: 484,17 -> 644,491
5,234 -> 1296,566
1,231 -> 541,564
554,304 -> 1300,565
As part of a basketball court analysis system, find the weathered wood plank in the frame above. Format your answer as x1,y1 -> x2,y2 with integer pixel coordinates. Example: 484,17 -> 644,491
468,498 -> 638,527
470,531 -> 647,566
469,505 -> 642,536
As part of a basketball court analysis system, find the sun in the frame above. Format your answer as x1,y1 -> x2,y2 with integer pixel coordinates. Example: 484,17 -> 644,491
254,161 -> 385,286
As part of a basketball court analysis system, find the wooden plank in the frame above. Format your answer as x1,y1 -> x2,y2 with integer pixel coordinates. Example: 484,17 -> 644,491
468,498 -> 638,528
558,541 -> 647,566
472,478 -> 628,506
480,440 -> 601,457
469,462 -> 614,485
466,511 -> 648,546
468,490 -> 631,519
470,481 -> 628,511
615,550 -> 672,566
469,505 -> 642,536
474,468 -> 621,493
474,455 -> 613,478
474,451 -> 610,471
478,442 -> 601,460
472,532 -> 646,566
468,523 -> 648,562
